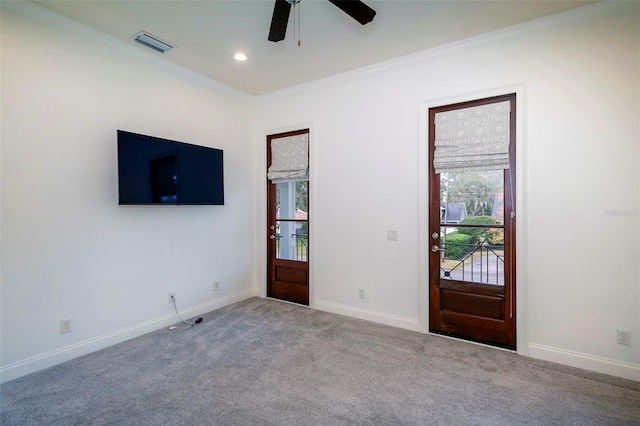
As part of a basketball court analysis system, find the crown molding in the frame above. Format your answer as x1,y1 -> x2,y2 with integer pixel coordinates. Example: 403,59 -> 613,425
255,0 -> 639,103
2,0 -> 637,102
1,0 -> 253,101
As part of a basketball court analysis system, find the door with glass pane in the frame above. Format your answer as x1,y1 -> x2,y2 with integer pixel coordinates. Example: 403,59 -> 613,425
267,129 -> 309,305
429,94 -> 516,349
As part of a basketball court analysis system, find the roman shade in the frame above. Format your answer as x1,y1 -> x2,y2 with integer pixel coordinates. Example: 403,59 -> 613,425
267,133 -> 309,183
434,100 -> 511,173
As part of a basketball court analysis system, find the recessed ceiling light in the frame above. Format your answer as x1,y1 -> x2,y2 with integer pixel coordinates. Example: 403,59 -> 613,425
233,52 -> 248,62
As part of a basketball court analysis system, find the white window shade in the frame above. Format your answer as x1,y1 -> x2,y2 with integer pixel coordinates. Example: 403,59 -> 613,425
267,133 -> 309,183
434,100 -> 511,174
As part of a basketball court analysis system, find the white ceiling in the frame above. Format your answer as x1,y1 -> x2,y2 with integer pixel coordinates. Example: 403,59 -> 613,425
35,0 -> 594,96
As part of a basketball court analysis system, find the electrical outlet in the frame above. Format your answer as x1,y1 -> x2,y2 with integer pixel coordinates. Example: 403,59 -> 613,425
214,281 -> 219,291
617,329 -> 631,346
60,319 -> 71,334
168,293 -> 175,304
358,288 -> 365,299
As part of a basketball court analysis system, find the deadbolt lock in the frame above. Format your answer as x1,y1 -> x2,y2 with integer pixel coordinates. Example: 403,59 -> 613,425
432,232 -> 439,239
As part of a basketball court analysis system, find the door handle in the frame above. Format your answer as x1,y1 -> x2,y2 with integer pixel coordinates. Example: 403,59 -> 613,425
431,245 -> 445,253
270,235 -> 277,239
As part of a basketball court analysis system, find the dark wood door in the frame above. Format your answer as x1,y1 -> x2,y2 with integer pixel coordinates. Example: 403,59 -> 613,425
429,94 -> 516,349
267,129 -> 309,305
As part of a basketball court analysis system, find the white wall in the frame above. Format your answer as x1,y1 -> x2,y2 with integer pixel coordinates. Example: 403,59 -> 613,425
1,1 -> 638,383
254,4 -> 640,379
1,6 -> 257,381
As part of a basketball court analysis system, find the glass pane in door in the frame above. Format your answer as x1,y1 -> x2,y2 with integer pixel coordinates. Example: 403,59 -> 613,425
439,226 -> 504,286
274,181 -> 308,262
275,181 -> 308,219
275,220 -> 308,261
440,170 -> 505,225
439,169 -> 505,286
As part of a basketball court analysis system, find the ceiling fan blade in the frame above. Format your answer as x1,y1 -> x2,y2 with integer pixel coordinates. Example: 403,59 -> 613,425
327,0 -> 376,25
268,0 -> 292,42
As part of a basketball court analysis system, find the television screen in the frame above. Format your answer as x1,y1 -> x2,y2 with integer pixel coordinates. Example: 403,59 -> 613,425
117,130 -> 224,205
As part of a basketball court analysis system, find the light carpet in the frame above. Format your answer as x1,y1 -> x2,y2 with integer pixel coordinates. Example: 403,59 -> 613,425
2,297 -> 639,425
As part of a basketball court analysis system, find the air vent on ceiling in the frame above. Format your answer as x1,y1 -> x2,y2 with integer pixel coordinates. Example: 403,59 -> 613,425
132,31 -> 175,54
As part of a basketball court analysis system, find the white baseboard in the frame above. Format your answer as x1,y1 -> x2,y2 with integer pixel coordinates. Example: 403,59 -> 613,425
0,288 -> 259,384
314,299 -> 420,332
528,343 -> 640,382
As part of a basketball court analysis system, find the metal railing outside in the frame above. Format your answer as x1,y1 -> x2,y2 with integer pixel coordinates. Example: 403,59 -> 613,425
294,235 -> 308,261
274,233 -> 308,262
440,243 -> 504,285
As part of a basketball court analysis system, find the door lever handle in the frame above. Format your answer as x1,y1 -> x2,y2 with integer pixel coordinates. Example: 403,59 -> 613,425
431,245 -> 445,253
270,235 -> 277,239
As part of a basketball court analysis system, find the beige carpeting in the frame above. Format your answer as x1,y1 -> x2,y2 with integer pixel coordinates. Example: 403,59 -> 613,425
2,297 -> 639,425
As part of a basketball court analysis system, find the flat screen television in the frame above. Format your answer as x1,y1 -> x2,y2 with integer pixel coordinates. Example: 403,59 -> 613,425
117,130 -> 224,205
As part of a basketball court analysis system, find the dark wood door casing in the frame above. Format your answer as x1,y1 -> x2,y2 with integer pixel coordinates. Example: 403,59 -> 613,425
428,93 -> 516,349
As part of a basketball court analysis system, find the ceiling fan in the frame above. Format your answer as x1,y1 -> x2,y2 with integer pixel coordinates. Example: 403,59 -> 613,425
268,0 -> 376,42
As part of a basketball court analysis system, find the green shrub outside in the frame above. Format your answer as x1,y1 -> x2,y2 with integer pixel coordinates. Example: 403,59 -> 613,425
458,216 -> 503,245
443,232 -> 472,259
